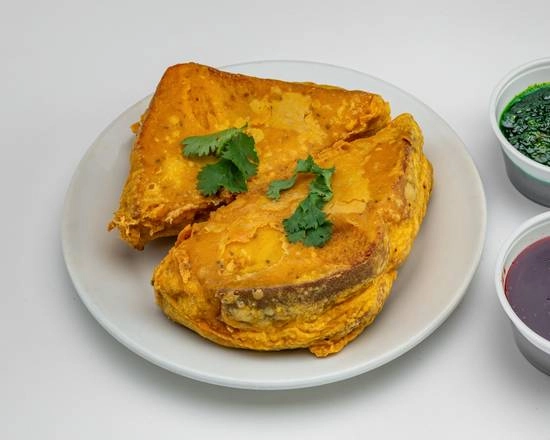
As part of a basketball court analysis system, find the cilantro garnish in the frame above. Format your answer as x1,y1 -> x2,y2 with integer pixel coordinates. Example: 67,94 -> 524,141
183,127 -> 244,157
196,159 -> 248,196
182,126 -> 258,196
267,155 -> 335,247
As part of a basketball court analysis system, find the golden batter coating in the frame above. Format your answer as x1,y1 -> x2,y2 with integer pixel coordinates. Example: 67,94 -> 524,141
152,114 -> 433,356
109,63 -> 390,249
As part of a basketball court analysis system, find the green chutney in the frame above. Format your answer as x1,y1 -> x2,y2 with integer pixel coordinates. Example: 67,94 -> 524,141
499,82 -> 550,167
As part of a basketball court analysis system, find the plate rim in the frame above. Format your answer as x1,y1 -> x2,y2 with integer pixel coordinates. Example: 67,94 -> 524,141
62,60 -> 487,390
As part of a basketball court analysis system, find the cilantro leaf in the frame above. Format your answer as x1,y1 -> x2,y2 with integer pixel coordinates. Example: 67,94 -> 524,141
295,155 -> 333,185
266,155 -> 334,201
221,131 -> 259,179
196,159 -> 248,196
266,175 -> 297,200
181,125 -> 258,196
283,194 -> 333,247
182,126 -> 243,157
309,170 -> 334,202
295,155 -> 316,173
302,222 -> 333,247
267,156 -> 335,247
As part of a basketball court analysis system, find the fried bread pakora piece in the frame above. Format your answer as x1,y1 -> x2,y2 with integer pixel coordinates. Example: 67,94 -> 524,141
109,63 -> 390,249
152,114 -> 433,356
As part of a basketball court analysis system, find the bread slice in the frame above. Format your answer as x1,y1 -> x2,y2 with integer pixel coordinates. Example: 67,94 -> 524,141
152,114 -> 433,356
109,63 -> 390,249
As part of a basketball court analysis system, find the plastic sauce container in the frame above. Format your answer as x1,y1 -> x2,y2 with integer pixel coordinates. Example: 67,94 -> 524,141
495,211 -> 550,375
490,57 -> 550,206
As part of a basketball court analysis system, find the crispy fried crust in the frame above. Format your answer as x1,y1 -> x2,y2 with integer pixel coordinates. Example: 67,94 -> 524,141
109,63 -> 391,249
152,114 -> 433,356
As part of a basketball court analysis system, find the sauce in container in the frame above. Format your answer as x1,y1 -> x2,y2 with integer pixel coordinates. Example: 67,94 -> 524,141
499,82 -> 550,167
505,236 -> 550,340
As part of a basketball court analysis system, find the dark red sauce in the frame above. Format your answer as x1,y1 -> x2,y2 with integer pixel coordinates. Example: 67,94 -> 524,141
505,236 -> 550,340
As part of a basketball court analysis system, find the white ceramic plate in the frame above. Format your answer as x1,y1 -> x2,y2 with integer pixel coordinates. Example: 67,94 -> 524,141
62,61 -> 486,390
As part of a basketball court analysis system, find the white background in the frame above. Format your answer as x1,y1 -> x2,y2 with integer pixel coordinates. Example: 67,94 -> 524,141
2,0 -> 549,438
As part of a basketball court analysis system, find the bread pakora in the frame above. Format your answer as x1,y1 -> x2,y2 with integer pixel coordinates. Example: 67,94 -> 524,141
109,63 -> 390,249
152,114 -> 433,356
